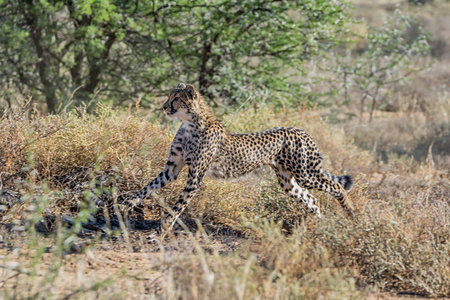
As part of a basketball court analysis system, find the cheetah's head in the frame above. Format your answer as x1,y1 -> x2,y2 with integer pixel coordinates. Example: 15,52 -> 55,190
163,83 -> 199,120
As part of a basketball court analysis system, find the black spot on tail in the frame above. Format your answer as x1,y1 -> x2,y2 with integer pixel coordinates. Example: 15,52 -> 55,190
338,175 -> 354,191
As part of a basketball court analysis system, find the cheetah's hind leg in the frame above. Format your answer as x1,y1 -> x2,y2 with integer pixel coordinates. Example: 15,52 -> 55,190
272,166 -> 322,219
299,171 -> 355,218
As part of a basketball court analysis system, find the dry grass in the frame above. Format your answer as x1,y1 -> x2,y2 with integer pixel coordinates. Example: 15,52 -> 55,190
1,102 -> 449,299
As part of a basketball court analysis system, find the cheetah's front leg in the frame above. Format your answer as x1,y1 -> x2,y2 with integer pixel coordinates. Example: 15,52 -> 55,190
126,148 -> 185,208
162,141 -> 215,232
162,166 -> 207,231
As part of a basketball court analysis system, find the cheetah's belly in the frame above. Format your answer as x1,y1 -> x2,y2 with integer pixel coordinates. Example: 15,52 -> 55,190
206,150 -> 271,180
205,129 -> 285,180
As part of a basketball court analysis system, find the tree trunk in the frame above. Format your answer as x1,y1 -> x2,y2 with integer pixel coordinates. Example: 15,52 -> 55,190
198,41 -> 212,95
76,33 -> 116,107
23,2 -> 57,113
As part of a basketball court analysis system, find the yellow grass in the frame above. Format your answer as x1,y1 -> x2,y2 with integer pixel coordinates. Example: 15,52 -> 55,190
0,103 -> 448,299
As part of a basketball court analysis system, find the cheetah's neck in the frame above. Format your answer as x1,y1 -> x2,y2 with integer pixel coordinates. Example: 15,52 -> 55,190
186,95 -> 222,129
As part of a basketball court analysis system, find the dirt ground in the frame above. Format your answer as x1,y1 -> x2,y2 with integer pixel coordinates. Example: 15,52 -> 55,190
0,229 -> 438,300
0,225 -> 246,299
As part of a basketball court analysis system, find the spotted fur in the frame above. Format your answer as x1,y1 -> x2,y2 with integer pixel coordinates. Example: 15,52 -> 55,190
128,83 -> 355,230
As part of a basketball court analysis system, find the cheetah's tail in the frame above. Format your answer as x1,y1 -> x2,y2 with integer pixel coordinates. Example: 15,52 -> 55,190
323,171 -> 354,191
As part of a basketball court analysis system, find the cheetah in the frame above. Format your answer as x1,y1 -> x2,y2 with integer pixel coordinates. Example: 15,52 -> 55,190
127,83 -> 354,231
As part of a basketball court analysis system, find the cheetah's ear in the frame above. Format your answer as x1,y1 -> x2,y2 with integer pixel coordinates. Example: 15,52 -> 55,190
185,84 -> 197,100
176,83 -> 186,89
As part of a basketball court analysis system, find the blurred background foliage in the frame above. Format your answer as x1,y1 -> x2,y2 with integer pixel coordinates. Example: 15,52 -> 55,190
0,0 -> 448,166
0,0 -> 352,112
0,0 -> 434,113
